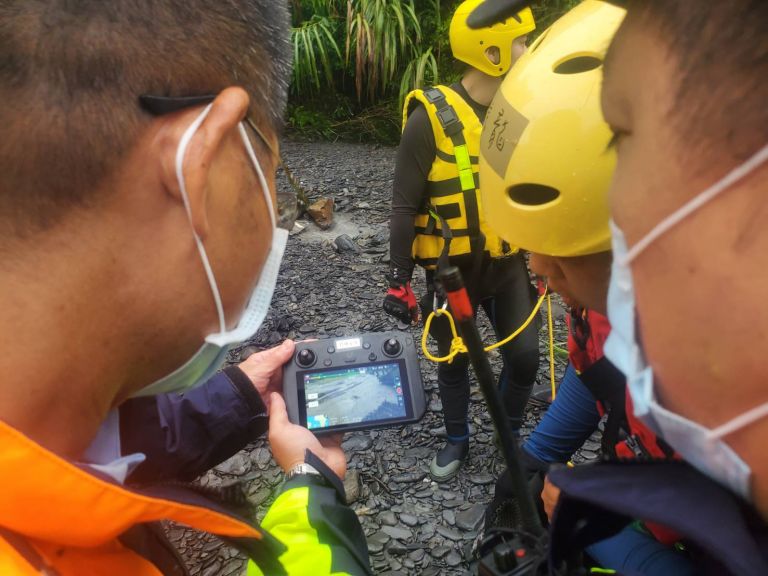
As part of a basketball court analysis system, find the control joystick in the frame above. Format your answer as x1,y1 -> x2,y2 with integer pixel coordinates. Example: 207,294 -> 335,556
297,349 -> 316,367
383,338 -> 402,357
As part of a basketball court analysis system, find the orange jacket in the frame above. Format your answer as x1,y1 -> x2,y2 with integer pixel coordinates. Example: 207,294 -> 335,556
0,419 -> 264,575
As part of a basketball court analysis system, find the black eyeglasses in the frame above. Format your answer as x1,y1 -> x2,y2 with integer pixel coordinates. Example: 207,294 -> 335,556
139,94 -> 299,231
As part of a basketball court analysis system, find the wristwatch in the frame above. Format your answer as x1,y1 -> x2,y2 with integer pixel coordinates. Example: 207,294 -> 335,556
285,462 -> 322,481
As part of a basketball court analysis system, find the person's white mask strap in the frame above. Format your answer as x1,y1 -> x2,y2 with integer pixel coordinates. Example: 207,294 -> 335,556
132,106 -> 286,398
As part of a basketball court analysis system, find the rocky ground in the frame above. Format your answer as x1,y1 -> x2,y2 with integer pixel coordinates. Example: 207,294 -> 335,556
170,139 -> 601,576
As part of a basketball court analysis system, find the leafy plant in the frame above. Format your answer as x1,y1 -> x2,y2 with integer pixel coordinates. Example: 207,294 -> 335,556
345,0 -> 422,101
291,14 -> 342,96
398,47 -> 439,106
287,0 -> 581,143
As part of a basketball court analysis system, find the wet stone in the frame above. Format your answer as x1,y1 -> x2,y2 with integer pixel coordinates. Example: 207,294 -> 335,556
379,511 -> 398,526
583,440 -> 601,452
408,548 -> 426,562
399,514 -> 419,527
222,558 -> 244,576
456,503 -> 485,532
436,525 -> 463,541
200,561 -> 221,576
446,550 -> 462,567
398,457 -> 417,469
214,453 -> 250,476
420,523 -> 436,539
403,447 -> 432,459
334,234 -> 362,253
250,447 -> 272,469
344,469 -> 361,503
391,471 -> 426,483
469,472 -> 495,485
387,541 -> 408,555
442,509 -> 456,525
381,525 -> 413,541
367,531 -> 390,554
246,487 -> 271,507
428,399 -> 443,412
431,545 -> 451,559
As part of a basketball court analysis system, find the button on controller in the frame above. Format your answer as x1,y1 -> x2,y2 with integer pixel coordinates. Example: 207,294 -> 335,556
296,349 -> 316,368
382,337 -> 402,357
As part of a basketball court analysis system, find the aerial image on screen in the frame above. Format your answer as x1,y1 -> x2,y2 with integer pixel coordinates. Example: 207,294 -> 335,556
304,362 -> 406,430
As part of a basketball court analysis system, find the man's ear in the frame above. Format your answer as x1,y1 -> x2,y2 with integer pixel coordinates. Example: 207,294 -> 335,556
157,87 -> 250,239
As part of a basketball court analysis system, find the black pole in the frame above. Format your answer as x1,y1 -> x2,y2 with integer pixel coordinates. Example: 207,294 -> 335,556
439,266 -> 543,537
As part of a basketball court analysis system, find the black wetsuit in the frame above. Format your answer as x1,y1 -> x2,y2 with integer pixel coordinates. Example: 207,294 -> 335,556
389,82 -> 539,437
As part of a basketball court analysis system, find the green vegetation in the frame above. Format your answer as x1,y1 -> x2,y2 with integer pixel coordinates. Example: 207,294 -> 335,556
287,0 -> 580,143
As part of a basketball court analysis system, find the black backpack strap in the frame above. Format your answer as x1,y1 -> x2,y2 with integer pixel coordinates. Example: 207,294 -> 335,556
578,357 -> 628,458
423,86 -> 485,276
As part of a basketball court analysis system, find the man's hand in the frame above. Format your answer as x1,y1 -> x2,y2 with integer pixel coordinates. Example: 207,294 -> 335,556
237,340 -> 295,414
541,474 -> 561,522
268,393 -> 347,481
383,282 -> 419,324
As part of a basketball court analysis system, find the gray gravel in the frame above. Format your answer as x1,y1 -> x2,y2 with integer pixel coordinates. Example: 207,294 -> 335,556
168,139 -> 599,575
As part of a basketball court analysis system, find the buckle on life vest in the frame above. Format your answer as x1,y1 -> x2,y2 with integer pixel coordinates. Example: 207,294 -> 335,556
424,87 -> 445,104
436,107 -> 463,137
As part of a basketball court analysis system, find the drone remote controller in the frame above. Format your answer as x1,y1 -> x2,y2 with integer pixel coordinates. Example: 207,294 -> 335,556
283,331 -> 425,435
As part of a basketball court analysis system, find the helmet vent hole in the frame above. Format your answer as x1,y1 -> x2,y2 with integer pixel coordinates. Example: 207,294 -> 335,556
553,56 -> 602,74
507,184 -> 560,206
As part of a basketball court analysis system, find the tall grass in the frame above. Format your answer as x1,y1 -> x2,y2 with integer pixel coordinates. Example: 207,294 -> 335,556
345,0 -> 422,101
291,15 -> 342,95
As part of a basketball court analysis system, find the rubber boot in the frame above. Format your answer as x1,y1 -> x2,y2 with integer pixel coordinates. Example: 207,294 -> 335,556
429,437 -> 469,482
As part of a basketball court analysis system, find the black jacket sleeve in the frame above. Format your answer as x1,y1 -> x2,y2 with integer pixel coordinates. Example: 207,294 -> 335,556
120,366 -> 267,483
388,103 -> 436,284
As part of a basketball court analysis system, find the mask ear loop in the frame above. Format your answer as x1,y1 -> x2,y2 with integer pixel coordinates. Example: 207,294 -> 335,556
706,402 -> 768,442
238,123 -> 277,230
622,144 -> 768,265
175,105 -> 228,335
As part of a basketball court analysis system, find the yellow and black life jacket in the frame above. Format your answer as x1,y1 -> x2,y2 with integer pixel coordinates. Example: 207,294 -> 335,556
402,85 -> 515,270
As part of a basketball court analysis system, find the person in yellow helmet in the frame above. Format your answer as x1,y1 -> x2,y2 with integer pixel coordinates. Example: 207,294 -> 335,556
475,4 -> 697,574
383,0 -> 540,482
476,0 -> 768,574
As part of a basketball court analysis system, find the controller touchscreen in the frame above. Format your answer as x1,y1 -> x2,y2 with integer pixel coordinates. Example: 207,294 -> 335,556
300,361 -> 408,430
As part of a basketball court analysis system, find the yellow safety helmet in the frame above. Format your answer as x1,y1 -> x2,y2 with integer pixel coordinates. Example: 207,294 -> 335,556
479,0 -> 626,257
449,0 -> 535,77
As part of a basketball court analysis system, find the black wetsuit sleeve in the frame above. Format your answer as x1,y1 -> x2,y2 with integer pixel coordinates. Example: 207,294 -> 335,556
388,104 -> 436,283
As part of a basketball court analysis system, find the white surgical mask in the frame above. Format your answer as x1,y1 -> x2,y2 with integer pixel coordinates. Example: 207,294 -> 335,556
132,106 -> 288,398
604,143 -> 768,500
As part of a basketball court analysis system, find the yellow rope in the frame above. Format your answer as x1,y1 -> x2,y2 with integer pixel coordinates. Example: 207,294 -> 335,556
421,288 -> 550,366
547,294 -> 556,401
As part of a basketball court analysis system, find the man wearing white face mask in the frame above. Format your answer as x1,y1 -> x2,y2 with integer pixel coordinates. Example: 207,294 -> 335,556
471,0 -> 768,573
0,2 -> 371,575
541,0 -> 768,573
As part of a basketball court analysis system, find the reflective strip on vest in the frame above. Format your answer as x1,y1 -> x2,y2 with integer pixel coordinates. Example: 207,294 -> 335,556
454,144 -> 475,191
